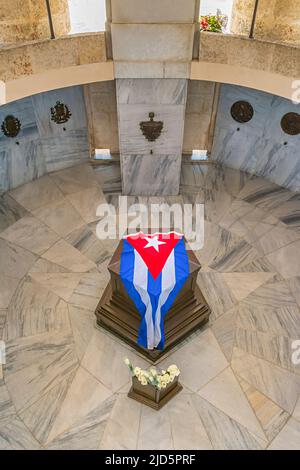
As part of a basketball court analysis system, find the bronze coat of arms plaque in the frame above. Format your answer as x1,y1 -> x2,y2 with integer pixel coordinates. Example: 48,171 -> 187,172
140,112 -> 163,142
231,101 -> 254,123
50,101 -> 72,124
281,112 -> 300,136
1,115 -> 21,138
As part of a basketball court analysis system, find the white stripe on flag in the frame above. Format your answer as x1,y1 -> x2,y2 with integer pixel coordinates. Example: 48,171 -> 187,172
154,250 -> 176,347
133,250 -> 155,350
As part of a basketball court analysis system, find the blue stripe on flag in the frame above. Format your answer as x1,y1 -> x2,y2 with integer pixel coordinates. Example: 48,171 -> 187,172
120,240 -> 148,347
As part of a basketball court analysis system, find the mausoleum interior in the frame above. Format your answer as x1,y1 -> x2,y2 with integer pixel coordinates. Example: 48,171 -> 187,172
0,0 -> 300,451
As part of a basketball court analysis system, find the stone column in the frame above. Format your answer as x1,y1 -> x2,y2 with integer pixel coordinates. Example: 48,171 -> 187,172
231,0 -> 300,45
0,0 -> 70,44
110,0 -> 197,195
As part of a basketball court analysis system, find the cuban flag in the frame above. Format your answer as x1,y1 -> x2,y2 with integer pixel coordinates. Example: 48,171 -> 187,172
120,232 -> 189,350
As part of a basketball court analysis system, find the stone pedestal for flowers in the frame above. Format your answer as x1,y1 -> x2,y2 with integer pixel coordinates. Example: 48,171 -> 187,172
126,361 -> 183,410
128,376 -> 182,410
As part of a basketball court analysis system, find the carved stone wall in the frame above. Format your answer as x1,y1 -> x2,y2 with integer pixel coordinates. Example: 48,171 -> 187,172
0,0 -> 70,44
231,0 -> 300,45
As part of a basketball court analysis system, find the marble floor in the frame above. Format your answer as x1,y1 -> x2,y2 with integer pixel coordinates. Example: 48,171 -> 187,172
0,161 -> 300,450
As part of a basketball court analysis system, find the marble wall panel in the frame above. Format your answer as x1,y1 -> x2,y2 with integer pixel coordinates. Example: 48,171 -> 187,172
117,78 -> 187,195
41,130 -> 89,173
111,24 -> 194,63
31,86 -> 87,138
211,84 -> 300,192
0,86 -> 89,192
121,154 -> 181,196
111,0 -> 197,23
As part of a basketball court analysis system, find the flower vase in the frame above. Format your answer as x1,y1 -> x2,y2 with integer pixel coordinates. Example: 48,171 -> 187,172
128,376 -> 182,410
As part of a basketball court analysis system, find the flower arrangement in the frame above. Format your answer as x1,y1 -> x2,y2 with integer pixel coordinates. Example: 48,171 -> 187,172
124,358 -> 180,390
200,14 -> 228,33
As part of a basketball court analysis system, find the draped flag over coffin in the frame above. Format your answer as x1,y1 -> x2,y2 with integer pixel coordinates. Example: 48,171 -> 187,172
120,232 -> 190,350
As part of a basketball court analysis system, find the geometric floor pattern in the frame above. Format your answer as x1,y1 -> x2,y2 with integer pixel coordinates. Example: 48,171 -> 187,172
0,162 -> 300,449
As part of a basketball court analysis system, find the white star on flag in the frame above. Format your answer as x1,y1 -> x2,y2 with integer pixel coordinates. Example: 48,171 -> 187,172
143,236 -> 166,252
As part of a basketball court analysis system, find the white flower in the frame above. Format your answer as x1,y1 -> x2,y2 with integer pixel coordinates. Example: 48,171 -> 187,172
134,367 -> 141,377
124,358 -> 131,366
141,376 -> 148,386
167,364 -> 180,376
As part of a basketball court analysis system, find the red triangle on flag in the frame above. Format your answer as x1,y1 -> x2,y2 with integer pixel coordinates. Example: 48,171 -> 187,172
125,232 -> 182,280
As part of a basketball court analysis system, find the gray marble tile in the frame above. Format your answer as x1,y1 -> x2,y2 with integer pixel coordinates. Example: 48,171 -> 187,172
45,367 -> 113,446
239,378 -> 290,442
10,175 -> 64,211
32,198 -> 84,238
4,331 -> 78,412
0,310 -> 6,339
0,275 -> 20,309
5,276 -> 71,341
0,215 -> 59,255
68,305 -> 95,360
159,329 -> 228,392
268,418 -> 300,450
46,395 -> 116,450
237,177 -> 294,211
211,307 -> 237,361
0,239 -> 37,278
198,367 -> 266,441
202,187 -> 233,224
0,149 -> 10,192
92,164 -> 122,194
192,395 -> 265,450
0,193 -> 28,234
50,163 -> 100,195
19,373 -> 76,445
270,194 -> 300,232
41,130 -> 89,173
208,238 -> 262,272
68,273 -> 108,311
242,278 -> 298,309
29,258 -> 69,274
122,154 -> 181,196
221,272 -> 274,301
237,303 -> 300,338
29,272 -> 81,302
266,239 -> 300,279
231,348 -> 300,414
167,393 -> 213,450
65,225 -> 111,268
232,255 -> 277,273
66,186 -> 106,224
0,415 -> 41,450
82,330 -> 149,393
7,140 -> 46,191
42,240 -> 96,273
195,221 -> 241,268
100,395 -> 141,450
289,276 -> 300,308
293,396 -> 300,422
0,379 -> 15,421
137,403 -> 173,450
235,327 -> 299,374
255,225 -> 300,255
197,273 -> 238,321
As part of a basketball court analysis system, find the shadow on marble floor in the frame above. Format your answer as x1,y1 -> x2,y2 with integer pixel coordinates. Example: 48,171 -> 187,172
0,162 -> 300,450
